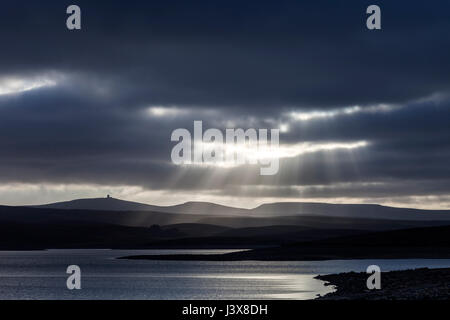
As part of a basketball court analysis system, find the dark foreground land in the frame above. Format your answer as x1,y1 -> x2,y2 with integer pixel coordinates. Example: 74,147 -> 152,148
316,268 -> 450,300
119,225 -> 450,261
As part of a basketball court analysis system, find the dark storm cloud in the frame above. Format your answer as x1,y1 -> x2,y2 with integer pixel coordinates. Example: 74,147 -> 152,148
1,0 -> 450,203
282,95 -> 450,144
1,0 -> 450,111
3,83 -> 450,201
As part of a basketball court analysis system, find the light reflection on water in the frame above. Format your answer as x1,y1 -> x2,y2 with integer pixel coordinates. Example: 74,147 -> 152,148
0,249 -> 450,300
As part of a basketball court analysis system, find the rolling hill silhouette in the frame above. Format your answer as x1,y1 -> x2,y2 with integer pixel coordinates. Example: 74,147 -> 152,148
33,196 -> 450,221
34,197 -> 250,216
1,196 -> 450,250
0,196 -> 447,251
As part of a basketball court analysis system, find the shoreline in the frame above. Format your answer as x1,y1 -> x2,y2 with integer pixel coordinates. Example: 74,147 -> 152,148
315,267 -> 450,300
3,247 -> 450,265
117,246 -> 450,261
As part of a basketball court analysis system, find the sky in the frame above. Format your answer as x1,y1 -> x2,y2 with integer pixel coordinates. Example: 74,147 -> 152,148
1,0 -> 450,209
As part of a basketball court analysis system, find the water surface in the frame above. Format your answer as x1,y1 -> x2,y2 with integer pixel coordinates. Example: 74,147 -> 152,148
1,249 -> 450,300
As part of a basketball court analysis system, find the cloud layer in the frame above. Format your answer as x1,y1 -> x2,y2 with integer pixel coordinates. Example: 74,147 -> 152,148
1,0 -> 450,208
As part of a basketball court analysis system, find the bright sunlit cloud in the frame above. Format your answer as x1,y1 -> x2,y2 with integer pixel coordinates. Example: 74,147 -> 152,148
146,106 -> 189,117
191,140 -> 369,168
288,104 -> 397,121
0,75 -> 57,96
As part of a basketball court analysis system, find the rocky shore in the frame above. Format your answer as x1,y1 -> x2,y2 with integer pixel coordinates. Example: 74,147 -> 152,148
316,267 -> 450,300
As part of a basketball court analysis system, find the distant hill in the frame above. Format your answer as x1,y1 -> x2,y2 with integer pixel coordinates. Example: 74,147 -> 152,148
252,202 -> 450,221
1,204 -> 450,250
31,197 -> 450,221
34,197 -> 163,212
33,197 -> 249,216
7,204 -> 446,230
0,205 -> 373,249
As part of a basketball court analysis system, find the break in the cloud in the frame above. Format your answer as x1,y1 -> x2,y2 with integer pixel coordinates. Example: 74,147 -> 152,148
0,0 -> 450,209
0,75 -> 57,96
